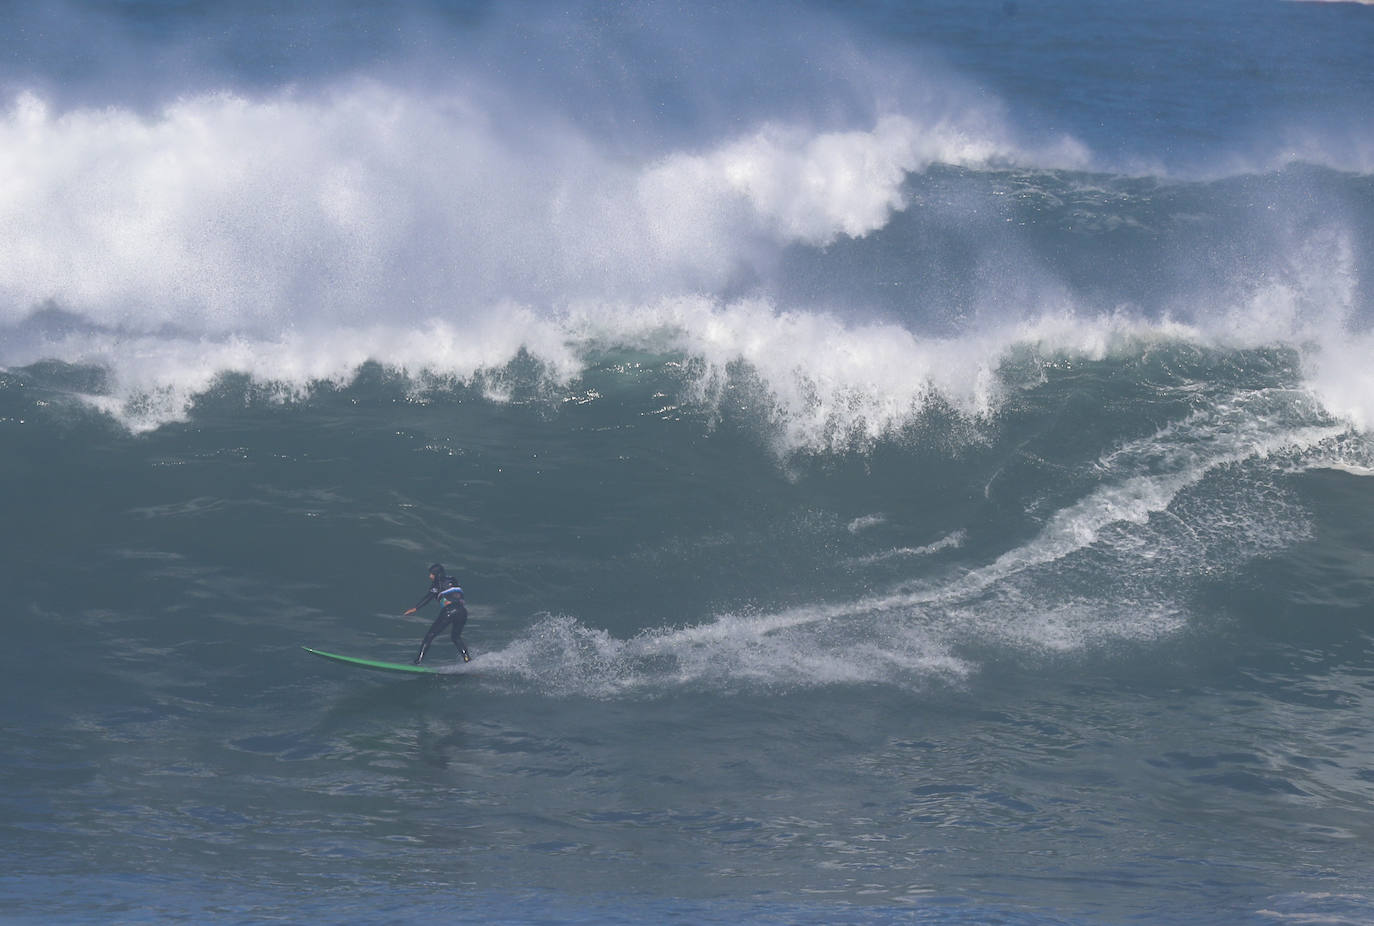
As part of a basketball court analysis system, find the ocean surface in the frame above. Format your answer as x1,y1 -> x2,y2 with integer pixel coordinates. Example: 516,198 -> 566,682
4,1 -> 1374,923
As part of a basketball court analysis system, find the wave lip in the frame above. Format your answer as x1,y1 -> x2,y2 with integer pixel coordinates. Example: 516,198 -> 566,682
8,303 -> 1371,452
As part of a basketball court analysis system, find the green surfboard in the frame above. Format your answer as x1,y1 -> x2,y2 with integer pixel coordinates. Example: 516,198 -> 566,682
303,646 -> 450,675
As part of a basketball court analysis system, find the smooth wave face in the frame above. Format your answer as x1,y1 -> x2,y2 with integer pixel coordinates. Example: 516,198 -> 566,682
4,2 -> 1374,925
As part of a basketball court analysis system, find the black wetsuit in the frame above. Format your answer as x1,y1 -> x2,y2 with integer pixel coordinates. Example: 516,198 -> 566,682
413,576 -> 469,664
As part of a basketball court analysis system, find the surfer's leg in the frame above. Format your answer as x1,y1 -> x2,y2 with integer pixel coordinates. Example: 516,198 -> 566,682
449,604 -> 469,662
414,612 -> 451,665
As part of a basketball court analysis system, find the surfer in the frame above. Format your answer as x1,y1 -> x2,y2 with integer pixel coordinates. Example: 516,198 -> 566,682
404,563 -> 470,665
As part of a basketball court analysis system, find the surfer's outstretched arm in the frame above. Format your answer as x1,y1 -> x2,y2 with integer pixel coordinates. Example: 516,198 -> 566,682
404,590 -> 437,615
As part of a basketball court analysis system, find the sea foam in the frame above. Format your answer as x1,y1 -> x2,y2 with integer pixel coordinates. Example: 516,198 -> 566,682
1,81 -> 1371,445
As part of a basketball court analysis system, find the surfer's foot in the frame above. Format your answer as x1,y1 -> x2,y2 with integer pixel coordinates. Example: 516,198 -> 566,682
461,651 -> 471,663
412,655 -> 424,665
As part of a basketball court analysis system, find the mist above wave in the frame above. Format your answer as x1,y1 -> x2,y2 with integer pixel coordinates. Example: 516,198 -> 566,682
1,3 -> 1370,440
0,72 -> 1073,438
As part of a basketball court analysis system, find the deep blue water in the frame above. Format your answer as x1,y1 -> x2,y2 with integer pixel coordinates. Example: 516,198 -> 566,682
3,1 -> 1374,923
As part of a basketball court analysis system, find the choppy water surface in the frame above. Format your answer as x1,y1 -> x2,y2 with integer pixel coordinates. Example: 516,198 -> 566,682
3,1 -> 1374,923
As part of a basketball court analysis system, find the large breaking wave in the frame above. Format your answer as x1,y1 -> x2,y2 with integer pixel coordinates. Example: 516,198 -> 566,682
1,2 -> 1371,443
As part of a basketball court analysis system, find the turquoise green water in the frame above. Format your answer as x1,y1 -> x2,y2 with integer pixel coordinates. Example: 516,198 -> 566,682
4,1 -> 1374,923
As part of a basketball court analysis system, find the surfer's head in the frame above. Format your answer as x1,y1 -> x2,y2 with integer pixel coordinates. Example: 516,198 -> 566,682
429,563 -> 447,581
